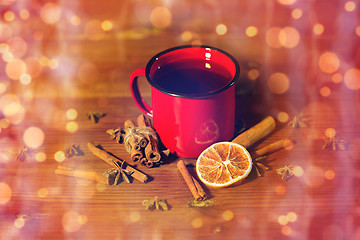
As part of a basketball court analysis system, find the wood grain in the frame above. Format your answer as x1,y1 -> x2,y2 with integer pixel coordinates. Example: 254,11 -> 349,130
0,2 -> 359,239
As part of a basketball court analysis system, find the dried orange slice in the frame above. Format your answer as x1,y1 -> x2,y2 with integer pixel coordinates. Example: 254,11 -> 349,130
196,142 -> 252,187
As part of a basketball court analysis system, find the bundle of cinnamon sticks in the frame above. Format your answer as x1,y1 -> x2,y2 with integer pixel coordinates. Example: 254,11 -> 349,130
107,115 -> 162,168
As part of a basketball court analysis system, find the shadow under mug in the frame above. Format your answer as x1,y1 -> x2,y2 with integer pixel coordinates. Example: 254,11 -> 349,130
130,45 -> 240,158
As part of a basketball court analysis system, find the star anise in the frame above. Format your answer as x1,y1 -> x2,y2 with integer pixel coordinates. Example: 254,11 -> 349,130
112,161 -> 134,184
322,136 -> 345,151
288,113 -> 310,128
142,196 -> 169,211
87,111 -> 106,123
276,165 -> 294,181
65,144 -> 83,158
106,127 -> 126,143
16,146 -> 28,161
187,199 -> 214,208
252,156 -> 270,177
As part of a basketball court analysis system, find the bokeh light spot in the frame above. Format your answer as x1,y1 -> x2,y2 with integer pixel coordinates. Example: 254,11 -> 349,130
70,15 -> 81,26
78,215 -> 88,225
62,211 -> 82,232
266,27 -> 282,48
6,58 -> 27,80
3,11 -> 15,22
38,188 -> 49,198
19,9 -> 30,20
291,9 -> 303,19
96,182 -> 107,192
320,86 -> 331,97
101,20 -> 113,31
287,212 -> 297,222
325,128 -> 336,138
0,94 -> 25,124
247,69 -> 260,80
35,152 -> 46,162
3,102 -> 21,116
8,37 -> 27,58
268,72 -> 290,94
277,112 -> 289,123
278,0 -> 297,5
222,210 -> 234,221
0,118 -> 10,128
279,27 -> 300,48
84,20 -> 105,41
275,184 -> 286,195
181,31 -> 193,42
39,56 -> 50,67
318,52 -> 340,74
345,1 -> 356,12
2,51 -> 14,62
245,26 -> 258,37
281,226 -> 292,236
191,217 -> 203,228
344,68 -> 360,90
66,121 -> 79,133
129,211 -> 141,222
20,74 -> 31,85
304,166 -> 325,188
54,151 -> 66,162
14,217 -> 25,229
356,26 -> 360,37
324,169 -> 335,180
216,24 -> 227,35
0,83 -> 6,94
66,109 -> 78,120
150,7 -> 172,28
313,23 -> 324,35
278,215 -> 288,225
40,3 -> 61,25
332,73 -> 342,83
23,127 -> 44,149
48,58 -> 59,69
293,165 -> 304,177
0,182 -> 12,204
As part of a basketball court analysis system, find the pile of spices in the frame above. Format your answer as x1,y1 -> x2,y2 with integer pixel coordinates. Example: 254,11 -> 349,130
107,115 -> 162,167
142,196 -> 169,211
87,142 -> 149,183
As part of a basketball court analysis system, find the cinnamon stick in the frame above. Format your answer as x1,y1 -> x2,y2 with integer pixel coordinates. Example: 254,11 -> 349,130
251,139 -> 293,159
137,114 -> 161,163
232,116 -> 276,148
55,166 -> 109,184
177,159 -> 207,201
137,114 -> 152,127
145,135 -> 161,163
124,119 -> 136,129
141,158 -> 154,168
87,142 -> 149,183
124,119 -> 144,161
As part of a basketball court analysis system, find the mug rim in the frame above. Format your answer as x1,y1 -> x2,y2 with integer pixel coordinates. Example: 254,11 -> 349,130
145,45 -> 240,99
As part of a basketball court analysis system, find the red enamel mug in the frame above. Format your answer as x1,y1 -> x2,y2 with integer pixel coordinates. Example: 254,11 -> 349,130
130,45 -> 239,158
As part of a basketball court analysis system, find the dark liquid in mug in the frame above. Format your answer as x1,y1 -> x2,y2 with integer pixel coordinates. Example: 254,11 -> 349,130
152,61 -> 232,95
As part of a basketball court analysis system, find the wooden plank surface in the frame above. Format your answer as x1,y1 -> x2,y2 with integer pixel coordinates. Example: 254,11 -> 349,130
1,1 -> 360,239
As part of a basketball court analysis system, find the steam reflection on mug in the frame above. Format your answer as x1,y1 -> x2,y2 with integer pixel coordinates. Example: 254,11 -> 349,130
130,45 -> 239,158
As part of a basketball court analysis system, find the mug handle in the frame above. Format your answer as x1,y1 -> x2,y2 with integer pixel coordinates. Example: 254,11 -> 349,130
130,68 -> 153,117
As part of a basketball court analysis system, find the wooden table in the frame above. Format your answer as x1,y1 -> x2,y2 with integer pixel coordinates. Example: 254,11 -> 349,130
1,1 -> 360,239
